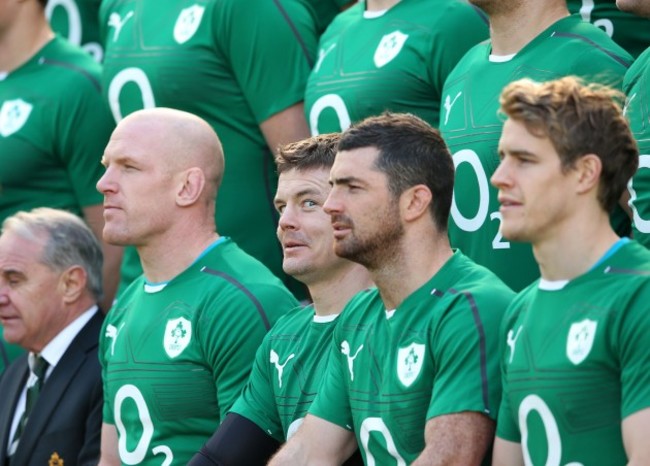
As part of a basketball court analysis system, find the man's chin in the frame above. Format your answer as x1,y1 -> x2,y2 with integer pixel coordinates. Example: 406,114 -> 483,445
283,262 -> 314,280
102,229 -> 133,247
501,228 -> 529,244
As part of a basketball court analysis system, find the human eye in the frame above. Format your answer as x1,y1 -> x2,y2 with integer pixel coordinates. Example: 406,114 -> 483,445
516,155 -> 535,165
4,272 -> 23,287
275,203 -> 286,214
302,199 -> 318,209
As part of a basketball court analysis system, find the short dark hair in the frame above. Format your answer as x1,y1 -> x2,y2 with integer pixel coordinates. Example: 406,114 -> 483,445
500,76 -> 639,212
338,112 -> 454,231
275,133 -> 341,174
38,0 -> 48,7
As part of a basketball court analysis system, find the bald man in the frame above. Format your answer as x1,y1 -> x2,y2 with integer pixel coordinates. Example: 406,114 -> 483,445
96,108 -> 298,465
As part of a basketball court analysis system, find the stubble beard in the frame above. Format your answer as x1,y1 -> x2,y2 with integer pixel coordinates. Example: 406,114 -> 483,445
333,210 -> 404,270
468,0 -> 523,17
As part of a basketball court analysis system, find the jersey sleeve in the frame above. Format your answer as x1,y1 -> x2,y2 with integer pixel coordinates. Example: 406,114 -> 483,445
568,36 -> 631,88
619,282 -> 650,418
426,288 -> 508,421
427,3 -> 488,104
624,48 -> 650,248
229,334 -> 285,442
99,311 -> 115,425
308,323 -> 353,430
198,287 -> 278,420
212,0 -> 316,124
495,309 -> 521,442
53,66 -> 114,209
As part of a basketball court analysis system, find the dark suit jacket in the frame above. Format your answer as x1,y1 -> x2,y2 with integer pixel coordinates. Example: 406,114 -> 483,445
0,310 -> 104,466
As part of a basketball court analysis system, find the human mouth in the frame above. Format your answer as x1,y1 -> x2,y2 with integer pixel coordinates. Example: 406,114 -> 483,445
0,315 -> 18,326
331,224 -> 352,240
282,238 -> 308,253
498,195 -> 521,213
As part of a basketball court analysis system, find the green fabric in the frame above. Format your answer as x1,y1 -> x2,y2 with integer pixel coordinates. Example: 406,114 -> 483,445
0,37 -> 113,223
567,0 -> 650,58
310,251 -> 513,464
440,15 -> 631,291
100,239 -> 297,465
231,305 -> 341,442
497,241 -> 650,465
305,0 -> 489,134
100,0 -> 317,299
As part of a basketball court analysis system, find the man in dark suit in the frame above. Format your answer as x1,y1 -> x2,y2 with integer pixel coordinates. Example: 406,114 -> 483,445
0,207 -> 104,466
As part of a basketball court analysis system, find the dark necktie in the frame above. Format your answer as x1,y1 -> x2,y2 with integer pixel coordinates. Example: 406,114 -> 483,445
8,354 -> 49,458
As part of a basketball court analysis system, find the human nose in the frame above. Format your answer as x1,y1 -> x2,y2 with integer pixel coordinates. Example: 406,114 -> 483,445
0,285 -> 9,306
491,159 -> 511,190
323,188 -> 342,216
96,166 -> 116,194
278,204 -> 299,231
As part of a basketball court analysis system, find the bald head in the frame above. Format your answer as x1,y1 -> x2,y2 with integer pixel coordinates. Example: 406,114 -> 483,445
98,108 -> 226,247
118,108 -> 224,199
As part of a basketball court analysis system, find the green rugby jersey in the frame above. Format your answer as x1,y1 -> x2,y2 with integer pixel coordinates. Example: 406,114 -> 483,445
100,238 -> 298,465
624,46 -> 650,248
310,251 -> 514,464
305,0 -> 488,134
47,0 -> 103,62
567,0 -> 650,58
0,36 -> 113,224
440,15 -> 631,291
497,240 -> 650,465
300,0 -> 353,36
231,305 -> 343,441
100,0 -> 317,297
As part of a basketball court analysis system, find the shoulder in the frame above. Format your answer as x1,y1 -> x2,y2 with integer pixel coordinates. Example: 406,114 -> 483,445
444,40 -> 490,73
336,287 -> 381,323
188,241 -> 298,320
431,1 -> 489,30
39,37 -> 103,92
543,16 -> 632,69
624,47 -> 650,93
446,252 -> 515,300
267,305 -> 314,333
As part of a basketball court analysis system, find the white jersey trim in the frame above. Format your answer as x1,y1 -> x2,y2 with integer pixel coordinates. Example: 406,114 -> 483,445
538,278 -> 569,291
363,9 -> 389,18
489,53 -> 517,63
313,313 -> 340,323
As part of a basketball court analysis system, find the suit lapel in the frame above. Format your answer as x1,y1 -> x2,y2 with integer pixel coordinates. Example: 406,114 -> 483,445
10,311 -> 102,465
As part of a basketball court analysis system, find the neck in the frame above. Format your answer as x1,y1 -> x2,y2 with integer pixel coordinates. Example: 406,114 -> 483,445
138,218 -> 220,283
0,7 -> 54,72
371,227 -> 453,310
366,0 -> 400,12
488,1 -> 569,55
309,263 -> 373,317
533,209 -> 618,281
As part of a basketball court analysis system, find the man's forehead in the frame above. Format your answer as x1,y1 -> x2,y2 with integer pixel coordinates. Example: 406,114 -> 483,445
333,147 -> 380,169
278,167 -> 331,189
0,232 -> 45,269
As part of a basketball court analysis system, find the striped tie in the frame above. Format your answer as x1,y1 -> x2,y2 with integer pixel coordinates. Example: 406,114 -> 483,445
8,354 -> 49,459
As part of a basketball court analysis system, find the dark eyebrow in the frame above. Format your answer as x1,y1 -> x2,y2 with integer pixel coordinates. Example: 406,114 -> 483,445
330,176 -> 365,187
499,148 -> 536,159
295,187 -> 323,198
2,269 -> 25,279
